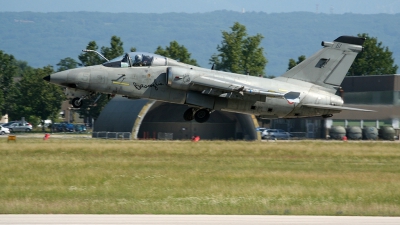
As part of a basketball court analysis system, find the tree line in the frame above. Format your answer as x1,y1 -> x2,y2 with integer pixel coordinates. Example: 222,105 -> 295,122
0,22 -> 398,126
287,33 -> 398,75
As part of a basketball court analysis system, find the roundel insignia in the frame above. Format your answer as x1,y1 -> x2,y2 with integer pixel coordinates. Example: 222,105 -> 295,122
183,75 -> 191,83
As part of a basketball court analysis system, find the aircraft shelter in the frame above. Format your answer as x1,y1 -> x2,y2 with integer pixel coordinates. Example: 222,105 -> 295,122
329,74 -> 400,130
266,74 -> 400,139
93,96 -> 259,140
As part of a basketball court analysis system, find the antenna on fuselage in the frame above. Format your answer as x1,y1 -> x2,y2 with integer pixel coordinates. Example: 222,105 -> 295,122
82,49 -> 109,62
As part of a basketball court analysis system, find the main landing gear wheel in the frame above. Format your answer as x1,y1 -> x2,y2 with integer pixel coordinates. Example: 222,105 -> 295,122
71,97 -> 83,108
194,108 -> 210,123
183,108 -> 195,121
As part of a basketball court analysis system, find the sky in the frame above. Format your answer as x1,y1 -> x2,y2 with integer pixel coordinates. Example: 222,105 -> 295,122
1,0 -> 400,14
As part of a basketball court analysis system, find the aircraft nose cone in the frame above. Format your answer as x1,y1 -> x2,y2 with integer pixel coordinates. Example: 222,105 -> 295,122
43,75 -> 51,82
45,70 -> 69,85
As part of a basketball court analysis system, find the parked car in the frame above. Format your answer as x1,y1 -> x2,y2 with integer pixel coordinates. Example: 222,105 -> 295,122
2,121 -> 32,128
1,121 -> 18,127
0,125 -> 10,135
74,124 -> 87,133
62,122 -> 75,132
261,129 -> 292,140
256,127 -> 267,133
52,122 -> 75,132
3,122 -> 32,132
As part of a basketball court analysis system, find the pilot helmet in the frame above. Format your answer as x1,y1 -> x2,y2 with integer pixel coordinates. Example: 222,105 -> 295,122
134,54 -> 142,63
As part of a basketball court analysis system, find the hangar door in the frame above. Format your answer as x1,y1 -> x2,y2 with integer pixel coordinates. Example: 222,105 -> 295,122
138,102 -> 237,140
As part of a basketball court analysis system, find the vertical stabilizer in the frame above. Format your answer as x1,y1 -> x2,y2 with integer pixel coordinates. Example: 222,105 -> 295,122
276,36 -> 365,93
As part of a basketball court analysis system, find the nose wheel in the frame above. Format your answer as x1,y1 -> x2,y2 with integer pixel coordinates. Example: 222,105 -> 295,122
71,97 -> 83,108
70,93 -> 101,108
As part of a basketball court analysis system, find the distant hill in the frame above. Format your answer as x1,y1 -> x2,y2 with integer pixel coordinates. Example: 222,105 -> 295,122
0,11 -> 399,76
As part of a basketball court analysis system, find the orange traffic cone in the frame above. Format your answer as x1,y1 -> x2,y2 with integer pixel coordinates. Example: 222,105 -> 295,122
43,133 -> 50,140
191,136 -> 200,142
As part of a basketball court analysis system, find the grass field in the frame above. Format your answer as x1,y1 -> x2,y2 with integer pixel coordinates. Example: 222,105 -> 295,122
0,139 -> 399,215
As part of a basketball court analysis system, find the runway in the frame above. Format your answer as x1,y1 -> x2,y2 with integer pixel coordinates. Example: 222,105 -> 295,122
1,215 -> 400,224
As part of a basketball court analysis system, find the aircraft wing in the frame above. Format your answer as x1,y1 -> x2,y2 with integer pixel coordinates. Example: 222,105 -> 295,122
303,104 -> 375,112
191,76 -> 300,102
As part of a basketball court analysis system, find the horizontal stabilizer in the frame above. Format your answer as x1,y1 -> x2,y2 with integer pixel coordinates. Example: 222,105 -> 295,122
303,104 -> 375,112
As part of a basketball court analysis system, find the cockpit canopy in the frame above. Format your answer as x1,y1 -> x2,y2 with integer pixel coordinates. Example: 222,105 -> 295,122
102,52 -> 167,68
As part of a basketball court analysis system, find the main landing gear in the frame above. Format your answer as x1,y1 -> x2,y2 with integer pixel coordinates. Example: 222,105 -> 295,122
183,107 -> 212,123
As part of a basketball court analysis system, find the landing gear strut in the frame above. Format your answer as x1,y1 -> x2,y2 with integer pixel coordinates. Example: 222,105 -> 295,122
71,93 -> 102,108
183,107 -> 211,123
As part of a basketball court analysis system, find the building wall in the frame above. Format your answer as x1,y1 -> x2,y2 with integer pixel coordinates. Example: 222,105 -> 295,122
266,75 -> 400,138
344,91 -> 400,105
341,75 -> 400,92
139,122 -> 236,140
341,75 -> 400,105
332,75 -> 400,133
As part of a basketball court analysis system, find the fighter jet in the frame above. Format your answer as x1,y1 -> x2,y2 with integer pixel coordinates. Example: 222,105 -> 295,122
43,36 -> 372,123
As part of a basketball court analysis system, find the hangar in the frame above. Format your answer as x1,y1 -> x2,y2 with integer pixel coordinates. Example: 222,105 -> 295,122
329,74 -> 400,129
267,74 -> 400,138
93,96 -> 259,140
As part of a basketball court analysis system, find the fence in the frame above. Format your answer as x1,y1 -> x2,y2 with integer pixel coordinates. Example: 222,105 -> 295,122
290,132 -> 308,139
157,132 -> 173,140
92,132 -> 131,140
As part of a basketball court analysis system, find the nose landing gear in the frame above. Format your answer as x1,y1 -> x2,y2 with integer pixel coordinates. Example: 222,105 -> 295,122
70,93 -> 101,108
71,97 -> 83,108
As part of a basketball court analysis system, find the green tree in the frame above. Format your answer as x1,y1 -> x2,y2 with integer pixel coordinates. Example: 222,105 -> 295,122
348,33 -> 398,76
56,57 -> 79,72
76,94 -> 110,122
56,57 -> 79,125
288,59 -> 296,71
78,36 -> 125,68
209,22 -> 267,76
77,36 -> 126,121
288,55 -> 306,71
0,51 -> 18,117
11,66 -> 64,127
15,60 -> 32,77
155,41 -> 198,66
78,41 -> 103,67
101,35 -> 124,60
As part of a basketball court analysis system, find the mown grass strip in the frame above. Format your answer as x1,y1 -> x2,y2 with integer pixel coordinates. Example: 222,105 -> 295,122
0,139 -> 399,215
